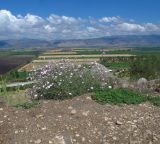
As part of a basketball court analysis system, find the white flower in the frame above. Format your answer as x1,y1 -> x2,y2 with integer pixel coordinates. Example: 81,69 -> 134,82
34,94 -> 38,98
59,72 -> 62,76
69,93 -> 72,95
90,87 -> 94,90
70,73 -> 73,76
108,86 -> 112,89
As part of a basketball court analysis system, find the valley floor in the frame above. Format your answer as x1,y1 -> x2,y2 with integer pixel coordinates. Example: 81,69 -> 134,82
0,94 -> 160,144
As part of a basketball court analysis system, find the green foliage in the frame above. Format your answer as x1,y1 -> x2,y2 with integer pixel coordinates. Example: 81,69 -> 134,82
43,70 -> 101,100
0,90 -> 36,108
76,51 -> 103,55
1,71 -> 29,83
147,97 -> 160,106
14,101 -> 39,109
103,49 -> 132,54
130,55 -> 160,80
29,61 -> 111,100
0,78 -> 7,93
133,47 -> 160,56
92,88 -> 160,106
115,69 -> 130,79
0,50 -> 42,57
92,88 -> 147,105
101,61 -> 130,69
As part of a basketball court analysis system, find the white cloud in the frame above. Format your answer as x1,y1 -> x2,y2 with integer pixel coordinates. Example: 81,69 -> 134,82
118,23 -> 145,32
24,14 -> 44,26
47,14 -> 81,25
145,23 -> 160,31
44,25 -> 56,33
99,17 -> 120,23
87,27 -> 98,33
0,9 -> 160,40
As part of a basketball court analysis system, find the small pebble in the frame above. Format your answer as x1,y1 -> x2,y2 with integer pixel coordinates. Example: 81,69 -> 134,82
82,137 -> 85,142
68,106 -> 73,109
116,120 -> 123,125
82,111 -> 89,116
71,109 -> 77,115
0,121 -> 3,124
34,139 -> 41,144
15,130 -> 18,134
41,127 -> 47,130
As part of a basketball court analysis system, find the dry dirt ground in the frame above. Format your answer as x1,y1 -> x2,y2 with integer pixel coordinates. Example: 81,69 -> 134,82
0,94 -> 160,144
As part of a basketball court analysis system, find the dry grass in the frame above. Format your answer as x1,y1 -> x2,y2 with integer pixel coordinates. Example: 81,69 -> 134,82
39,54 -> 134,59
18,58 -> 100,72
1,90 -> 31,106
18,50 -> 134,72
43,52 -> 77,55
18,62 -> 47,72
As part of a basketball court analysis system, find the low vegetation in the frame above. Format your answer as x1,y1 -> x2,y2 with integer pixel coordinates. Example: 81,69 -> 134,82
0,48 -> 160,109
28,60 -> 112,100
100,61 -> 131,69
0,71 -> 29,83
130,55 -> 160,80
92,88 -> 160,106
0,90 -> 37,108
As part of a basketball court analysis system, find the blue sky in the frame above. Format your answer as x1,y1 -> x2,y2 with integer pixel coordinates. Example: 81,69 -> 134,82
0,0 -> 160,39
1,0 -> 160,22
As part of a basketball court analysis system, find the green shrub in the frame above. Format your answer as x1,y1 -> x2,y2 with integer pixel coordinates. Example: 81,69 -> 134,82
14,101 -> 39,109
130,55 -> 160,80
92,88 -> 148,105
43,72 -> 101,100
92,88 -> 160,106
28,61 -> 111,100
147,97 -> 160,106
100,61 -> 130,69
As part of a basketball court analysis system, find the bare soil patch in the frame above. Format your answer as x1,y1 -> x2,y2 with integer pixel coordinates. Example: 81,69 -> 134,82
0,94 -> 160,144
0,56 -> 33,74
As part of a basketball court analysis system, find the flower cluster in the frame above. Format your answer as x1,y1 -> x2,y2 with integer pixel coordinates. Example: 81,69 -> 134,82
28,60 -> 113,100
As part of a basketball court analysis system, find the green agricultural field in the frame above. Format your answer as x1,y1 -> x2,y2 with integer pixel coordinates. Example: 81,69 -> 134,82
101,62 -> 131,69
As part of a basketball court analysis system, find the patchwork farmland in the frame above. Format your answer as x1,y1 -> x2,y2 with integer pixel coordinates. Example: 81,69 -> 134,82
18,48 -> 135,72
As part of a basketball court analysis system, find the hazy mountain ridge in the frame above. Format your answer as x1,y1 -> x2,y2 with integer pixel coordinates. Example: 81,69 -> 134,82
1,35 -> 160,49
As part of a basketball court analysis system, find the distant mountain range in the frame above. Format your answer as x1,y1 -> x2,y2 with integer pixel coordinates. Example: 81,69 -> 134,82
0,35 -> 160,49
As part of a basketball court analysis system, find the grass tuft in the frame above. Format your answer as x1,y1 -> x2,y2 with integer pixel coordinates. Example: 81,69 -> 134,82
92,88 -> 160,106
14,101 -> 39,109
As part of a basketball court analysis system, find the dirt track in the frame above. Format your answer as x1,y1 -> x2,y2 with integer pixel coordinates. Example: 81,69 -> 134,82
0,94 -> 160,144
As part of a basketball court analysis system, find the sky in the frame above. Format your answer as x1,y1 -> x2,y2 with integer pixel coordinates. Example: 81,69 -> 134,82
0,0 -> 160,40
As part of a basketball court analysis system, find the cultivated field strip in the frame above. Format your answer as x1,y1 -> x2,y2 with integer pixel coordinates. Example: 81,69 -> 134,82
43,52 -> 77,55
18,49 -> 135,72
39,54 -> 134,59
18,58 -> 100,72
18,62 -> 48,72
33,58 -> 100,63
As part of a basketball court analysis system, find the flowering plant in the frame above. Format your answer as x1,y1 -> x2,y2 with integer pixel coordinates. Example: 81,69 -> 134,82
28,60 -> 112,100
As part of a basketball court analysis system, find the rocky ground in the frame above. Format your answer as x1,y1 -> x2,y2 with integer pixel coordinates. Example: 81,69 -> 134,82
0,94 -> 160,144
